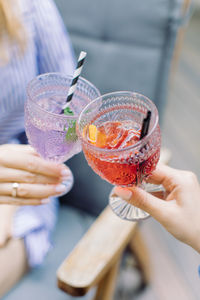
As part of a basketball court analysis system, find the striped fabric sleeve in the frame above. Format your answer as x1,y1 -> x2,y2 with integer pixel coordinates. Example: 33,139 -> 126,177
12,197 -> 59,268
32,0 -> 75,75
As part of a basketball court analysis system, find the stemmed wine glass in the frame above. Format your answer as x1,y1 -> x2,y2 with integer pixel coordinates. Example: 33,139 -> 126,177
24,72 -> 100,192
77,91 -> 161,221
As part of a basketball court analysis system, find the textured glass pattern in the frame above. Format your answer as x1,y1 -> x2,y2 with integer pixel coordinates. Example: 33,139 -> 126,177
25,73 -> 100,162
77,92 -> 161,221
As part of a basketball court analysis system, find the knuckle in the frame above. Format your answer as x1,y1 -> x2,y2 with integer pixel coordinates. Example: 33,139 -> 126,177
18,185 -> 29,198
24,172 -> 36,183
184,171 -> 197,183
27,158 -> 37,173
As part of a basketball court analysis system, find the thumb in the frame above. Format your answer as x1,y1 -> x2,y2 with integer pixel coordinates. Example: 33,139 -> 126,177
113,186 -> 167,220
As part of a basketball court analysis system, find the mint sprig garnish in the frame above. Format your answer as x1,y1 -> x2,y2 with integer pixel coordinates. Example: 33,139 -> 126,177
65,121 -> 76,141
63,106 -> 76,141
64,106 -> 74,115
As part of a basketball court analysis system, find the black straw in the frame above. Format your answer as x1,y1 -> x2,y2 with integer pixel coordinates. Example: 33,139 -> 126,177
140,111 -> 151,140
61,51 -> 87,114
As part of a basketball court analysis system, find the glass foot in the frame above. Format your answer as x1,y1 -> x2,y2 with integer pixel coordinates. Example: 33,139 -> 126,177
109,188 -> 150,221
109,183 -> 165,221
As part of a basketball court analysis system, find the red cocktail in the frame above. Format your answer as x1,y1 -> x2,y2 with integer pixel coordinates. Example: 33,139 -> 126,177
84,120 -> 160,186
77,92 -> 161,221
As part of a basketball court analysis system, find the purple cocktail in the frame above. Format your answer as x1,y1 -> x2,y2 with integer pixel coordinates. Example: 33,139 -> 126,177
25,73 -> 100,163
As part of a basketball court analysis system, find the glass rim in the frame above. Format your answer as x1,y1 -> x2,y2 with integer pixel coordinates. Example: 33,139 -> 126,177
26,72 -> 101,121
77,91 -> 159,154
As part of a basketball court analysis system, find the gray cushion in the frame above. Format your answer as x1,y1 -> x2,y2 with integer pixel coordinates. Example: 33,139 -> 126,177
4,206 -> 95,300
55,0 -> 184,118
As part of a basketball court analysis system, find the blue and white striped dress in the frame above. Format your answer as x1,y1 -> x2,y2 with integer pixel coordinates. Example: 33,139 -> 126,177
0,0 -> 75,267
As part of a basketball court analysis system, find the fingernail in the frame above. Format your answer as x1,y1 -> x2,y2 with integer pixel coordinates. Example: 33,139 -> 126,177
113,187 -> 132,201
55,184 -> 67,194
41,198 -> 50,204
61,168 -> 71,178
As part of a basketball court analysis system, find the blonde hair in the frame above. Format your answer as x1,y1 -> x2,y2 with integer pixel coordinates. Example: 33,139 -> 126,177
0,0 -> 27,63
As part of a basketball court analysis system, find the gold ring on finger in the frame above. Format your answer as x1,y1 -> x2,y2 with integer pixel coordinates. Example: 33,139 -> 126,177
12,182 -> 19,197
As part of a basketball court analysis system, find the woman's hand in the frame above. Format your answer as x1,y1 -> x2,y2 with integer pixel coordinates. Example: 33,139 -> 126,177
0,144 -> 71,205
113,165 -> 200,253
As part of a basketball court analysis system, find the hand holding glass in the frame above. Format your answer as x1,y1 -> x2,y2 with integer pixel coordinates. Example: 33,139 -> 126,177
25,73 -> 100,194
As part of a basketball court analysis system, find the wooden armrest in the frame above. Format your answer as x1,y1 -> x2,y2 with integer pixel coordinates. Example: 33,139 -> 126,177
57,206 -> 137,296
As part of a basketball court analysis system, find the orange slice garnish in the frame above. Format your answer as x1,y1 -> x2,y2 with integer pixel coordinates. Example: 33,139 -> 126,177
87,124 -> 107,147
89,124 -> 98,143
96,131 -> 107,147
